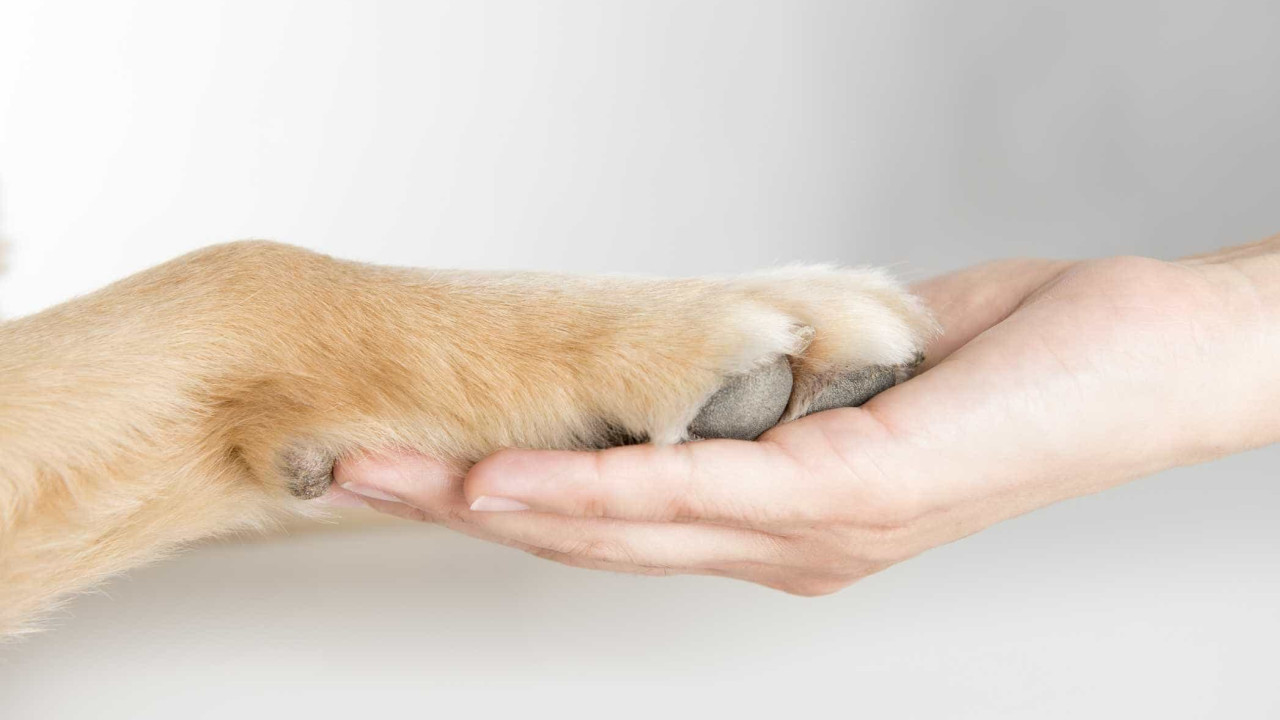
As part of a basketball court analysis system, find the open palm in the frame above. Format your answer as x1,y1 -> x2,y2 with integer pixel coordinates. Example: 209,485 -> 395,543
332,248 -> 1276,594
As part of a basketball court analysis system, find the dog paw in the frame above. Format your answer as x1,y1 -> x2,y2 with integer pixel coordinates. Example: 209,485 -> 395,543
683,266 -> 933,440
252,259 -> 935,500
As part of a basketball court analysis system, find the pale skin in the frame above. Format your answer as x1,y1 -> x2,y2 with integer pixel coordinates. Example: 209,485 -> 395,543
329,238 -> 1279,596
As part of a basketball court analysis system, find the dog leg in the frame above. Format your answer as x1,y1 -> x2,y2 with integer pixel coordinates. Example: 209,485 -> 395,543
0,242 -> 935,635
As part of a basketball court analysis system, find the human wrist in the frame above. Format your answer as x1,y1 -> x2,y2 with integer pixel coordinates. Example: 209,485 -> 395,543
1180,241 -> 1280,451
1223,241 -> 1280,318
1229,251 -> 1280,447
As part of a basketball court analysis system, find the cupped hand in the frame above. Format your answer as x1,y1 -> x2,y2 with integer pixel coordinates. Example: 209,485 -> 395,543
328,252 -> 1274,594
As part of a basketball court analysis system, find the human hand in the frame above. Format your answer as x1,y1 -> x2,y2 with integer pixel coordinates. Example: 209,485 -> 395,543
329,245 -> 1278,595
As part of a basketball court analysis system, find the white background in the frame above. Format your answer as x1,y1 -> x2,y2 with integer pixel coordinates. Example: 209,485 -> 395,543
1,1 -> 1277,717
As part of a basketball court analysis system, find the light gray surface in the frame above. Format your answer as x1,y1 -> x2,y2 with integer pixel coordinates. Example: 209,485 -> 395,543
1,1 -> 1277,717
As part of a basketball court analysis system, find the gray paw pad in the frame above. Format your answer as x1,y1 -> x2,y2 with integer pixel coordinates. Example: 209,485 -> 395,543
804,365 -> 896,416
687,355 -> 793,441
279,446 -> 335,499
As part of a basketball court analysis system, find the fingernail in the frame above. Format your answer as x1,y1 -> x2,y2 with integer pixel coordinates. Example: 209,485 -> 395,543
314,490 -> 369,509
340,482 -> 401,503
469,496 -> 531,512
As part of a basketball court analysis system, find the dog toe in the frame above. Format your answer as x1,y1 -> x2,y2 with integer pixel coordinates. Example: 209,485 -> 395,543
687,355 -> 793,441
802,365 -> 898,416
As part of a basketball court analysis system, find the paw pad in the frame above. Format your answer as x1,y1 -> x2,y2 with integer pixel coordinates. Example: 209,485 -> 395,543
687,356 -> 792,440
278,446 -> 335,499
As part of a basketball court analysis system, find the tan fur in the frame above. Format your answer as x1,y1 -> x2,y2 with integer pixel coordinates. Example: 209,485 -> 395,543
0,241 -> 934,636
